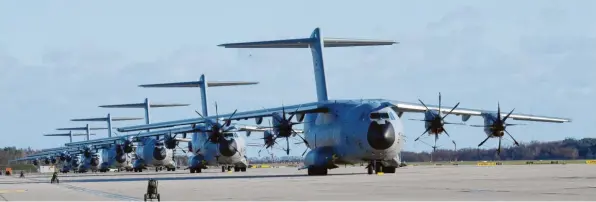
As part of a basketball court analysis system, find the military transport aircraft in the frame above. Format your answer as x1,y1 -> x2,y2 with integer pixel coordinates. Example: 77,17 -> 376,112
134,74 -> 259,173
117,27 -> 571,176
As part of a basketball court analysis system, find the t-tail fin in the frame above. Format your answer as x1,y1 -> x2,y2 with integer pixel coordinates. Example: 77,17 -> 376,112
99,98 -> 189,132
138,74 -> 258,117
218,27 -> 397,102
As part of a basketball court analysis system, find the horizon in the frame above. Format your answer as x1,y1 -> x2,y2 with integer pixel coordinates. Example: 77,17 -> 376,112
1,0 -> 592,158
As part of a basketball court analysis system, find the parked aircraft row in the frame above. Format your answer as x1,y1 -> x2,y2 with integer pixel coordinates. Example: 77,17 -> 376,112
13,27 -> 571,176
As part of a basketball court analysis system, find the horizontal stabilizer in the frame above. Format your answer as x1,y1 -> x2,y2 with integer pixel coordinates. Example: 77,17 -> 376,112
71,117 -> 143,121
139,81 -> 258,88
218,38 -> 397,48
56,127 -> 109,131
43,133 -> 96,136
99,103 -> 189,108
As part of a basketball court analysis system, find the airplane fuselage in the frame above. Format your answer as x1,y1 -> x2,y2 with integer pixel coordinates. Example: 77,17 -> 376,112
187,130 -> 248,171
100,146 -> 133,171
133,137 -> 175,169
302,100 -> 404,169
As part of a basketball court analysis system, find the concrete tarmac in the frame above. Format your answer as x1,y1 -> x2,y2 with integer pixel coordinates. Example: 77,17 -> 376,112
1,164 -> 595,201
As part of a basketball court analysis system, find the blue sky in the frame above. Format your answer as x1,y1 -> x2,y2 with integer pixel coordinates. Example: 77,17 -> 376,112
0,0 -> 593,158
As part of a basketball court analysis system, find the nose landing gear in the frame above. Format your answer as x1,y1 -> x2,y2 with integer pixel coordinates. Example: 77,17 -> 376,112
367,160 -> 397,174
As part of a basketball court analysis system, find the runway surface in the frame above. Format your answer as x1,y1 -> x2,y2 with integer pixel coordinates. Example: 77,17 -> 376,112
1,164 -> 595,200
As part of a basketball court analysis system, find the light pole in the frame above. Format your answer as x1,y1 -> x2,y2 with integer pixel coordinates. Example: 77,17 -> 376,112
452,140 -> 457,162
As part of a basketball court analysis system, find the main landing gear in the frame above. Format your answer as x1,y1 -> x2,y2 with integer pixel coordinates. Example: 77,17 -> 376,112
367,160 -> 396,175
221,166 -> 247,172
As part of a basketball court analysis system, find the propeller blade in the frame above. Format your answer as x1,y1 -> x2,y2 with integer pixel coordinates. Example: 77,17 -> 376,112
287,105 -> 302,122
415,127 -> 431,141
418,99 -> 431,112
442,128 -> 451,138
286,137 -> 290,155
478,136 -> 490,147
502,108 -> 515,122
469,125 -> 488,127
442,102 -> 460,120
225,109 -> 238,126
194,110 -> 205,119
504,129 -> 520,146
497,137 -> 502,154
438,92 -> 442,116
497,102 -> 501,121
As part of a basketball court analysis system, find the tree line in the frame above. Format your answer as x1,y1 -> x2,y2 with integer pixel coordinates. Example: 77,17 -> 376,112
401,137 -> 596,162
1,137 -> 595,166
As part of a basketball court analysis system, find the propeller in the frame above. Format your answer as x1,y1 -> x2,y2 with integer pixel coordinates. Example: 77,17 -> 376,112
194,102 -> 238,144
411,92 -> 461,151
472,102 -> 521,154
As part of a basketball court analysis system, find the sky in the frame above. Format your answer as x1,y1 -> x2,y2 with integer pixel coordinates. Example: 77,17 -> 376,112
0,0 -> 594,158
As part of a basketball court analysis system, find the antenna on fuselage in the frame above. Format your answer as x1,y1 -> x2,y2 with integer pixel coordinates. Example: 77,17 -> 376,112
218,27 -> 397,102
70,114 -> 142,138
99,98 -> 189,133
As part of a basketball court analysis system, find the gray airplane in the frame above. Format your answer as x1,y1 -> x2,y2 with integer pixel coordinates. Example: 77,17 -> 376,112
116,27 -> 571,176
63,75 -> 259,173
135,74 -> 259,173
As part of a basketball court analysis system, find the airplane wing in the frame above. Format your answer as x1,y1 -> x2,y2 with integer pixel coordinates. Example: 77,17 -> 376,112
389,100 -> 571,123
118,102 -> 328,132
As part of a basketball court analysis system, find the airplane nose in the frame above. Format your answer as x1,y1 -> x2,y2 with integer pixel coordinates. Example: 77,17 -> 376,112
219,139 -> 238,157
90,158 -> 99,166
116,153 -> 127,163
367,120 -> 396,150
153,147 -> 167,161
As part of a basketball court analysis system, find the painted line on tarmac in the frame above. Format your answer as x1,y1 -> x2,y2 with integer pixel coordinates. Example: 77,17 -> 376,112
21,177 -> 141,201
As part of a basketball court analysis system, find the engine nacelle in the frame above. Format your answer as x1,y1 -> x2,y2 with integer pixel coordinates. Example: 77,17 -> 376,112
255,117 -> 263,125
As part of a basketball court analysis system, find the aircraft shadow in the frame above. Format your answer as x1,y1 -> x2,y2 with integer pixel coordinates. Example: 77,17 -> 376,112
62,172 -> 364,183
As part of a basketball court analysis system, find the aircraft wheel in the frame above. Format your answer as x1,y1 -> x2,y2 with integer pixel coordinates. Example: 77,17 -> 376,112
234,167 -> 239,172
171,168 -> 176,171
227,166 -> 232,171
221,166 -> 225,172
155,167 -> 158,172
307,167 -> 327,176
367,165 -> 373,175
383,166 -> 396,173
197,168 -> 202,173
190,168 -> 195,173
241,167 -> 247,172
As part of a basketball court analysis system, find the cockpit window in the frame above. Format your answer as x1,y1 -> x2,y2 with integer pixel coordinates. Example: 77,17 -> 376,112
370,112 -> 390,119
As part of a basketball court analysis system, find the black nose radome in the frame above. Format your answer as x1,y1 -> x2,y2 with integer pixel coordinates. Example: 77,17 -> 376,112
116,153 -> 127,163
90,158 -> 99,166
153,147 -> 167,161
367,120 -> 396,150
219,139 -> 238,157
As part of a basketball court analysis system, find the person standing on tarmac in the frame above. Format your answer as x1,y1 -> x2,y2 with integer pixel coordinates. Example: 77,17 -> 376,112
51,172 -> 59,184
